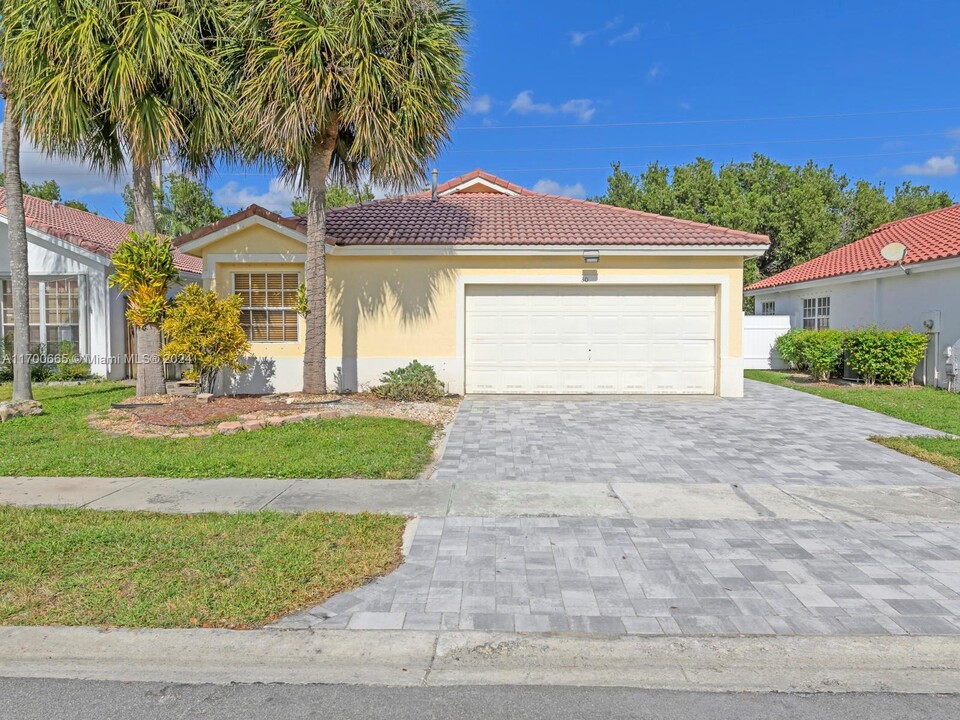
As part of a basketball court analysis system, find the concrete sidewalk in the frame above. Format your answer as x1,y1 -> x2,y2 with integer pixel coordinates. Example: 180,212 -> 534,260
3,626 -> 960,693
4,475 -> 960,522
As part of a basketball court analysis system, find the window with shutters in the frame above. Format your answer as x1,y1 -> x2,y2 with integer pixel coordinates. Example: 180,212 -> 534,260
233,272 -> 300,342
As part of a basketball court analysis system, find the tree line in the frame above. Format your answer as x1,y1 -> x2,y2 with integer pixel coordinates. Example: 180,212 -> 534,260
592,156 -> 953,287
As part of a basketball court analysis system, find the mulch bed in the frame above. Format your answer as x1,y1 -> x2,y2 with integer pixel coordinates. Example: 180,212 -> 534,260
91,392 -> 460,439
118,396 -> 297,427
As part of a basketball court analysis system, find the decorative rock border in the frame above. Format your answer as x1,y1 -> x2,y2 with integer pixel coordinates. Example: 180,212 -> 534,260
0,400 -> 43,422
217,409 -> 341,435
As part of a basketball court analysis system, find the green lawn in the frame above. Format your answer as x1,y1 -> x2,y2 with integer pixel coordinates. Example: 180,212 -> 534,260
746,369 -> 960,474
0,383 -> 435,479
0,505 -> 404,628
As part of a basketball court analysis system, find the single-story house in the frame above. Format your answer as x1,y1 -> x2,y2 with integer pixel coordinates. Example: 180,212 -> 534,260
175,169 -> 769,397
0,191 -> 201,379
745,204 -> 960,388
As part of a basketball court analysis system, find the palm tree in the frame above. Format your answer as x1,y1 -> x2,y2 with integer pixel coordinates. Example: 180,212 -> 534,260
11,0 -> 233,395
0,0 -> 42,403
0,101 -> 32,402
232,0 -> 469,394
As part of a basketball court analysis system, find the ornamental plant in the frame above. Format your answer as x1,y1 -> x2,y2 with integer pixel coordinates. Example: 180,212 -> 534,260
774,329 -> 810,372
161,284 -> 250,394
109,232 -> 180,396
372,360 -> 446,402
796,329 -> 845,382
845,327 -> 928,386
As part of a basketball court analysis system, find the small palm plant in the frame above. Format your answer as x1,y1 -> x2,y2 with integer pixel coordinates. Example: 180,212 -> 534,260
109,234 -> 180,397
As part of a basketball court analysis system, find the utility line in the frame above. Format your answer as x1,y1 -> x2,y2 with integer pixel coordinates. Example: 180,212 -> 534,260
455,106 -> 960,131
444,131 -> 950,154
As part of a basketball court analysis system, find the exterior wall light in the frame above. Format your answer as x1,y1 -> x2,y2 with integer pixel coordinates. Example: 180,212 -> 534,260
583,250 -> 600,264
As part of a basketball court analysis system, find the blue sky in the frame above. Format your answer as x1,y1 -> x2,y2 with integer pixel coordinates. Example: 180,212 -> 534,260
4,0 -> 960,220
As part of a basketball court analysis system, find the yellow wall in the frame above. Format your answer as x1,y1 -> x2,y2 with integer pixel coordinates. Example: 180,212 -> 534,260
192,226 -> 746,362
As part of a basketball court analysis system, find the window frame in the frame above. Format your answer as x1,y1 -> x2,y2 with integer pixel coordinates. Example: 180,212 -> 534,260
0,276 -> 83,353
760,300 -> 776,316
802,296 -> 831,330
232,271 -> 301,344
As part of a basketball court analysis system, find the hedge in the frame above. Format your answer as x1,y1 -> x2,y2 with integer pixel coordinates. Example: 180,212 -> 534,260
774,327 -> 928,385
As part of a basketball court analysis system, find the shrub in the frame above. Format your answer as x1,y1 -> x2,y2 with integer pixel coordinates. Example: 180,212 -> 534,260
0,334 -> 12,382
161,284 -> 250,394
801,329 -> 846,382
774,329 -> 809,372
47,341 -> 92,381
372,360 -> 445,402
845,327 -> 927,386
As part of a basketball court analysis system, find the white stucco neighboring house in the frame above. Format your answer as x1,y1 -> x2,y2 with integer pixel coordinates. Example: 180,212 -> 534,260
745,204 -> 960,388
0,191 -> 201,380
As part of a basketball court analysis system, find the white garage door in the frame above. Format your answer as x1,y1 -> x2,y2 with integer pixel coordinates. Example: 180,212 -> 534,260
465,285 -> 716,394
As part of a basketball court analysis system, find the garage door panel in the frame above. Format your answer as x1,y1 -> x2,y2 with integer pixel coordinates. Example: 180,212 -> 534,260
465,285 -> 716,395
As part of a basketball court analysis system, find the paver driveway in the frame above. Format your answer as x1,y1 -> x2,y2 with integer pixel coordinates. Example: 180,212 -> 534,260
275,516 -> 960,635
434,379 -> 955,485
273,379 -> 960,636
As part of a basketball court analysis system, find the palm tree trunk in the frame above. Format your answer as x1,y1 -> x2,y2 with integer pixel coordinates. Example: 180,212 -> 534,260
131,157 -> 157,234
3,107 -> 34,402
130,157 -> 165,396
302,123 -> 339,395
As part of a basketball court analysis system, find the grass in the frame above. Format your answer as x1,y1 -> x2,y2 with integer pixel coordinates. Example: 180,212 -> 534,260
0,505 -> 405,628
746,369 -> 960,474
0,383 -> 435,479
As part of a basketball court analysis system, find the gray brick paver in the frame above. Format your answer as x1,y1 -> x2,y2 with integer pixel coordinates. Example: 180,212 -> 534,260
434,380 -> 954,485
274,517 -> 960,636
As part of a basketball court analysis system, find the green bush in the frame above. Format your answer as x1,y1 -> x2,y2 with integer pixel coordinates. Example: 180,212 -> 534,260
774,329 -> 809,372
47,341 -> 92,381
371,360 -> 445,402
845,327 -> 927,386
0,334 -> 11,382
801,329 -> 846,382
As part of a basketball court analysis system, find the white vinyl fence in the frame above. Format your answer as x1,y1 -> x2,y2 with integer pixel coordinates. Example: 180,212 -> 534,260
743,314 -> 792,370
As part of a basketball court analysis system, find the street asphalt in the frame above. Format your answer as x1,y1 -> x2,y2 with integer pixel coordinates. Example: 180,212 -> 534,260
2,677 -> 959,720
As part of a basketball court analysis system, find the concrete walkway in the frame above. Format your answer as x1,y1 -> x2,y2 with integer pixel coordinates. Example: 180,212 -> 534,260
5,475 -> 960,522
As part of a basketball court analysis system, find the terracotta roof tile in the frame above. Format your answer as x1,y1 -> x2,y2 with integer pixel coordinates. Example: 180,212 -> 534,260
745,204 -> 960,291
175,170 -> 768,249
0,189 -> 201,274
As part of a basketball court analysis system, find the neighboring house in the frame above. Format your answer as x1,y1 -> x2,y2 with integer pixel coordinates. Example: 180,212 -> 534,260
175,169 -> 769,397
0,191 -> 201,380
745,204 -> 960,387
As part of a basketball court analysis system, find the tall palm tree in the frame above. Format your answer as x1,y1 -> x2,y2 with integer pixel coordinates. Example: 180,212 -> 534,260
13,0 -> 233,396
233,0 -> 469,394
0,101 -> 32,402
0,0 -> 43,403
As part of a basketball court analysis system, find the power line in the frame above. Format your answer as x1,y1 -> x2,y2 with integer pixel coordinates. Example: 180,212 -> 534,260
445,131 -> 950,154
455,106 -> 960,131
435,147 -> 960,175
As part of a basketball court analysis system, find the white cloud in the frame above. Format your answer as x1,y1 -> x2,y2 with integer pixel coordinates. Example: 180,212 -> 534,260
468,94 -> 492,114
900,155 -> 958,177
509,90 -> 554,115
532,179 -> 587,199
213,177 -> 298,214
0,123 -> 128,198
647,62 -> 663,81
610,26 -> 641,44
679,101 -> 692,111
560,99 -> 596,123
569,31 -> 591,47
509,92 -> 596,123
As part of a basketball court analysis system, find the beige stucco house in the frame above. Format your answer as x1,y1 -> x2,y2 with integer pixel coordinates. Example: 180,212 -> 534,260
175,170 -> 768,397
